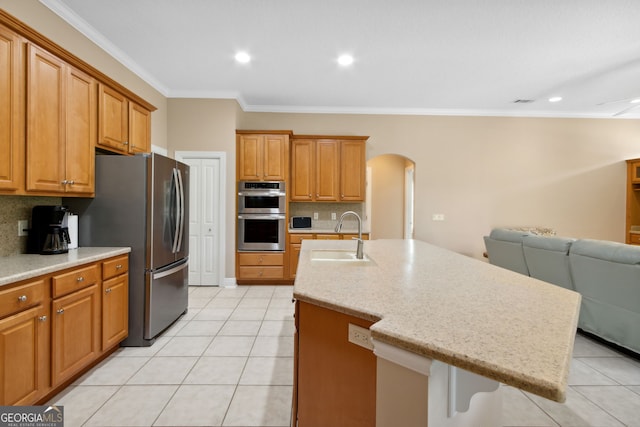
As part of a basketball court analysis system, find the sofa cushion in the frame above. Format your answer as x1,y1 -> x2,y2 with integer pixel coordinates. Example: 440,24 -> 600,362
523,235 -> 575,291
484,228 -> 530,275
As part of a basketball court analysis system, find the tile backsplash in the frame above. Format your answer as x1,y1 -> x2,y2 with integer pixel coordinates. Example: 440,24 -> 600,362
289,202 -> 366,231
0,196 -> 61,256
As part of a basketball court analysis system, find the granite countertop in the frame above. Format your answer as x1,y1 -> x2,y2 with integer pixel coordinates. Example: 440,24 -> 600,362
293,239 -> 581,403
288,228 -> 370,234
0,247 -> 131,287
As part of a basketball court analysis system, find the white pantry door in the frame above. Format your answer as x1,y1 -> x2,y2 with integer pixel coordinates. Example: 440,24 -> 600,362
176,152 -> 226,286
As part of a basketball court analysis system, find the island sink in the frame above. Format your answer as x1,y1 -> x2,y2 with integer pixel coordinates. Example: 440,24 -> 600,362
310,249 -> 374,264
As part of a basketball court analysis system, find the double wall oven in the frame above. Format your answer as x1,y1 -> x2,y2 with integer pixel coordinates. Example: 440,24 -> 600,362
237,181 -> 286,251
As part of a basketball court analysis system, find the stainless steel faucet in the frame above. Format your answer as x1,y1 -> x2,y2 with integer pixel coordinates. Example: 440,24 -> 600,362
334,211 -> 364,259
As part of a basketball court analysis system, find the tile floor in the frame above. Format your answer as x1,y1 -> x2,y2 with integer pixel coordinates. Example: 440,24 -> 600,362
47,285 -> 640,427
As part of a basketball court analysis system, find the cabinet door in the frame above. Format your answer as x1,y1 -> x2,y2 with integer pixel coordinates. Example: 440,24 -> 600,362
0,305 -> 49,406
26,44 -> 66,193
289,243 -> 301,279
238,134 -> 262,180
263,134 -> 287,181
102,273 -> 129,350
128,101 -> 151,154
51,284 -> 100,386
65,66 -> 95,195
0,25 -> 24,192
340,140 -> 366,201
630,160 -> 640,184
98,84 -> 128,153
315,140 -> 339,201
291,139 -> 314,201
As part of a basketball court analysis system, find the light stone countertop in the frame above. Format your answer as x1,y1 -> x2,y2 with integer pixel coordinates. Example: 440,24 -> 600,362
0,247 -> 131,287
288,228 -> 369,235
293,239 -> 581,403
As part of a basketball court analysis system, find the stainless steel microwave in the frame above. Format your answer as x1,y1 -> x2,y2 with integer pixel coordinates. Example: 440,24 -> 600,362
237,181 -> 286,214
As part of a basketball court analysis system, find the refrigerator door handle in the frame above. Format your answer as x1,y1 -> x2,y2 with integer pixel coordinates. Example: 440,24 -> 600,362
171,168 -> 181,253
152,259 -> 189,280
176,167 -> 185,253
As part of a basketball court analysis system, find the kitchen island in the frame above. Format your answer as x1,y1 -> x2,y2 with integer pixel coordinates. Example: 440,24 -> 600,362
292,239 -> 581,427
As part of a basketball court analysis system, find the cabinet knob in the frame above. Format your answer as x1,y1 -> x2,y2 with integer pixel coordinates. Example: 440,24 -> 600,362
123,141 -> 129,146
39,315 -> 47,322
259,270 -> 263,276
76,276 -> 84,282
68,180 -> 75,185
56,308 -> 64,314
61,179 -> 68,185
341,194 -> 344,198
308,194 -> 311,197
115,264 -> 123,269
105,288 -> 112,294
17,295 -> 27,302
258,257 -> 263,263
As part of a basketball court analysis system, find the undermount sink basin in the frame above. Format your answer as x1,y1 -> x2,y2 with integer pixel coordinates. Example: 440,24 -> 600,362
310,249 -> 374,264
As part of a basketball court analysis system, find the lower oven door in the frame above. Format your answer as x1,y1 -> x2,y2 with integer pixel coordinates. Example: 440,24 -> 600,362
238,213 -> 286,251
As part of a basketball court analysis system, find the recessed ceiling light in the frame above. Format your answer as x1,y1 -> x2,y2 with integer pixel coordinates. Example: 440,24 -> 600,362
548,96 -> 563,103
631,98 -> 640,104
235,51 -> 251,64
337,54 -> 354,66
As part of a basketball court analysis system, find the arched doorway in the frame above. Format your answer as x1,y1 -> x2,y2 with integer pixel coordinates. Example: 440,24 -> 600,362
367,154 -> 416,239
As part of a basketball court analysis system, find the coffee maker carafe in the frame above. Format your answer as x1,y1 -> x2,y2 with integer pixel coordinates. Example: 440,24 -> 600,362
27,205 -> 71,255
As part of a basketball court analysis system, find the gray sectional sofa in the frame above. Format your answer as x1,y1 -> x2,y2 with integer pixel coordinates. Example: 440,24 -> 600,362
483,228 -> 640,356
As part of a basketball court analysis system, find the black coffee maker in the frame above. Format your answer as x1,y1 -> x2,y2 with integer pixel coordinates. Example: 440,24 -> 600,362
27,205 -> 71,255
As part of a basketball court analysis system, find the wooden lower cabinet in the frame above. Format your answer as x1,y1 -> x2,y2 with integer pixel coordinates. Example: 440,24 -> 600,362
0,254 -> 129,405
237,252 -> 285,283
0,278 -> 49,406
294,301 -> 376,427
51,283 -> 100,386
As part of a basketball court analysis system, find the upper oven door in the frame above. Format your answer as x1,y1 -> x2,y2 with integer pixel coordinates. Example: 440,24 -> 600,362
238,191 -> 286,214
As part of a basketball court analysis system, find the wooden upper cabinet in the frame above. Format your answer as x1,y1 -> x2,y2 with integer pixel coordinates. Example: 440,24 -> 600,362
290,139 -> 314,201
315,140 -> 340,201
128,101 -> 151,154
0,25 -> 24,193
26,44 -> 95,196
98,83 -> 128,152
237,132 -> 289,181
290,136 -> 367,202
340,140 -> 366,201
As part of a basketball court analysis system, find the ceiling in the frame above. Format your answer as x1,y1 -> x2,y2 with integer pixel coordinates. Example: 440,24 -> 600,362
41,0 -> 640,118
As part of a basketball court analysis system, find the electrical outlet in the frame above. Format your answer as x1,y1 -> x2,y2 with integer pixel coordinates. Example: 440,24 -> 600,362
348,323 -> 373,350
331,212 -> 337,220
432,214 -> 445,221
313,212 -> 319,220
18,220 -> 28,236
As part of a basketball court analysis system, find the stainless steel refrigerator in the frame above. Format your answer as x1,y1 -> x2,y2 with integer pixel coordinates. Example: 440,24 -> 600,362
65,153 -> 189,346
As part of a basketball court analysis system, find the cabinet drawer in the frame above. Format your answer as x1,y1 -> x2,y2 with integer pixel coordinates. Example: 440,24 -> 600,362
52,264 -> 100,298
290,234 -> 312,244
238,253 -> 284,266
239,266 -> 284,279
102,255 -> 129,280
0,279 -> 46,319
630,233 -> 640,245
316,234 -> 340,240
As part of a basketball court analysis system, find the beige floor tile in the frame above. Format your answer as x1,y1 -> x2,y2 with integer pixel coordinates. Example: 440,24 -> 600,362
579,357 -> 640,385
572,334 -> 626,358
154,384 -> 235,426
237,297 -> 271,308
250,336 -> 294,357
206,297 -> 242,308
183,356 -> 247,385
188,297 -> 212,308
273,286 -> 294,298
569,359 -> 619,386
72,356 -> 149,386
223,385 -> 292,426
155,336 -> 213,356
193,307 -> 234,321
159,319 -> 188,337
573,385 -> 640,426
115,337 -> 171,358
127,356 -> 198,385
229,307 -> 267,320
239,357 -> 293,385
189,286 -> 222,298
175,320 -> 225,336
218,320 -> 262,336
268,298 -> 295,308
526,387 -> 625,426
84,385 -> 177,427
264,307 -> 295,321
629,385 -> 640,396
46,385 -> 120,427
501,386 -> 559,426
244,286 -> 276,298
216,287 -> 248,298
204,336 -> 256,357
258,320 -> 295,336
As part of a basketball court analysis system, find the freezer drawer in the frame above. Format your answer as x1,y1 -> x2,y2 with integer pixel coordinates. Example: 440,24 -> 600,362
145,259 -> 189,339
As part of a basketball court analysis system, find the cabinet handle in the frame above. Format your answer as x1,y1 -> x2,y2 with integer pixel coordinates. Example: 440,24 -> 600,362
39,315 -> 47,322
17,295 -> 27,302
56,308 -> 64,314
308,194 -> 311,197
105,288 -> 112,294
68,180 -> 75,185
259,270 -> 263,276
341,194 -> 344,198
61,179 -> 68,185
258,257 -> 263,263
123,141 -> 129,146
76,276 -> 84,282
115,264 -> 122,269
